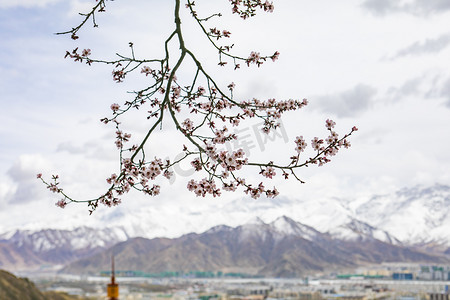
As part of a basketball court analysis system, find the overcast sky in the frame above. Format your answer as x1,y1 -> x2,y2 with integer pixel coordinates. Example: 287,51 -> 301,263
0,0 -> 449,235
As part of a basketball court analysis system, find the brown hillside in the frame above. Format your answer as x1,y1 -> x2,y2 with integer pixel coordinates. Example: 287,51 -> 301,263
0,269 -> 83,300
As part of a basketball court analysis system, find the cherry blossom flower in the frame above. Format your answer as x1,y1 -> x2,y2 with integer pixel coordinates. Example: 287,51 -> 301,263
182,118 -> 194,131
311,137 -> 323,151
81,49 -> 91,57
325,119 -> 336,130
48,183 -> 60,193
261,166 -> 276,179
295,136 -> 307,153
110,103 -> 120,112
55,199 -> 67,208
271,51 -> 280,61
141,66 -> 152,75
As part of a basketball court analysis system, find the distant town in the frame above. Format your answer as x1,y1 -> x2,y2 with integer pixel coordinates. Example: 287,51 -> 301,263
26,263 -> 450,299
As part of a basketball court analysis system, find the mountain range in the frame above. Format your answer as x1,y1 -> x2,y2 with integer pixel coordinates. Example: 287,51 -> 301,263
59,216 -> 448,277
79,184 -> 450,246
0,184 -> 449,276
0,227 -> 127,271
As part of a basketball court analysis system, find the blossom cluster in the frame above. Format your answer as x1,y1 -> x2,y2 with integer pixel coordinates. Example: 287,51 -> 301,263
246,51 -> 279,67
64,47 -> 92,65
115,130 -> 131,149
186,0 -> 279,70
187,178 -> 220,197
230,0 -> 274,19
245,182 -> 278,199
209,27 -> 231,40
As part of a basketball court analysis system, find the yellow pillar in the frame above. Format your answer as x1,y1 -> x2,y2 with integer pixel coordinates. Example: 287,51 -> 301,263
107,255 -> 119,300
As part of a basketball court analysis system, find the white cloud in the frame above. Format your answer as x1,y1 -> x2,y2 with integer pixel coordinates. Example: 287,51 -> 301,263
313,84 -> 377,118
393,33 -> 450,58
5,154 -> 51,205
361,0 -> 400,16
385,74 -> 450,108
439,77 -> 450,107
361,0 -> 450,16
0,0 -> 61,8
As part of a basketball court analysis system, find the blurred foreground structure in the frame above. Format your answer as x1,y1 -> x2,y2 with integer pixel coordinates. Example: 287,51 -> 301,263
107,256 -> 119,300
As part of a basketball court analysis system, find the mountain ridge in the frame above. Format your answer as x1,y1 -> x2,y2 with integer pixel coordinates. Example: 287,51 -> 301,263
60,216 -> 448,277
0,226 -> 128,271
1,184 -> 450,274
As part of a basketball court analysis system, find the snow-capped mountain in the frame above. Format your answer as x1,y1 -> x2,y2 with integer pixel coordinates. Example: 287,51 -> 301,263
352,184 -> 450,246
202,184 -> 450,248
269,215 -> 322,242
328,218 -> 402,245
0,226 -> 129,271
1,184 -> 449,273
1,214 -> 448,274
230,216 -> 323,244
0,226 -> 129,253
61,216 -> 446,277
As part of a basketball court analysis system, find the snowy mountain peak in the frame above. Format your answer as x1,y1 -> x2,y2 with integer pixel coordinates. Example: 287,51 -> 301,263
0,226 -> 128,253
1,184 -> 450,252
328,218 -> 401,245
352,184 -> 450,245
233,216 -> 321,243
244,216 -> 266,225
205,224 -> 233,234
269,215 -> 319,241
396,183 -> 450,199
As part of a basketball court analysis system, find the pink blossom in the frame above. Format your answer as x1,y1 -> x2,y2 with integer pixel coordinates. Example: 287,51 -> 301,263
200,102 -> 212,111
182,118 -> 194,131
163,170 -> 173,179
191,158 -> 202,171
264,0 -> 274,12
261,166 -> 276,179
55,199 -> 67,208
326,132 -> 338,145
152,185 -> 160,195
223,182 -> 237,191
311,137 -> 323,151
141,66 -> 152,75
187,178 -> 220,197
111,103 -> 120,112
342,139 -> 351,149
266,187 -> 279,198
115,140 -> 123,149
230,118 -> 240,126
325,119 -> 336,130
81,49 -> 91,57
112,69 -> 125,82
171,86 -> 181,99
326,147 -> 339,156
48,183 -> 60,193
271,51 -> 280,62
106,173 -> 118,184
204,142 -> 217,160
294,136 -> 307,153
197,86 -> 206,95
